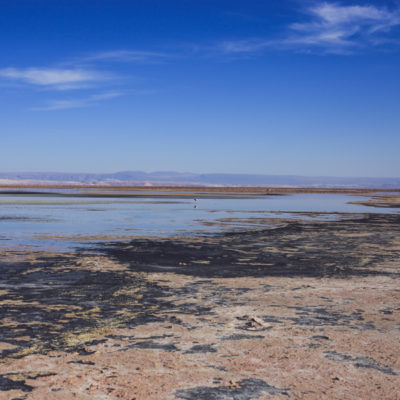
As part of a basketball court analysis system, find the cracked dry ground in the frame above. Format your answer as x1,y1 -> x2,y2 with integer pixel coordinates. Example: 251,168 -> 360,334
1,213 -> 400,399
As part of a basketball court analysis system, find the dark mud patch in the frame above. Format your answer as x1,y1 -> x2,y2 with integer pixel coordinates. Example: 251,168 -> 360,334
222,334 -> 265,341
0,372 -> 55,395
124,340 -> 179,352
103,213 -> 400,278
290,305 -> 365,328
67,360 -> 95,365
324,351 -> 396,375
255,305 -> 374,331
0,375 -> 34,393
0,253 -> 190,361
175,378 -> 290,399
185,344 -> 217,354
311,335 -> 330,341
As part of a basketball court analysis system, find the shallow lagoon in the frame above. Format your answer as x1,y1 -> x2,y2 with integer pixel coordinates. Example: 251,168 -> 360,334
0,192 -> 399,250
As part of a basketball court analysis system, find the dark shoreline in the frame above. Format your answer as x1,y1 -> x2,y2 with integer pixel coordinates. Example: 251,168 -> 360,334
1,184 -> 400,196
101,212 -> 400,279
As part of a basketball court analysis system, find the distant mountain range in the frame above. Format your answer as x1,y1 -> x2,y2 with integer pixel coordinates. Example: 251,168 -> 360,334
0,171 -> 399,188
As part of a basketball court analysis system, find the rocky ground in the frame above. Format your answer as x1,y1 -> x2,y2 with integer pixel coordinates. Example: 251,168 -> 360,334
1,211 -> 400,399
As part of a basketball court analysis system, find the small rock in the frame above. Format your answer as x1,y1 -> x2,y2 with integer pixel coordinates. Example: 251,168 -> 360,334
229,380 -> 240,388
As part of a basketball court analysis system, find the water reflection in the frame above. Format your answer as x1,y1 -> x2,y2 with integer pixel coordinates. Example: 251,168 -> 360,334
0,192 -> 398,251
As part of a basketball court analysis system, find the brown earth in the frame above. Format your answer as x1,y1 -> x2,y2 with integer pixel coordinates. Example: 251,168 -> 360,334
350,194 -> 400,209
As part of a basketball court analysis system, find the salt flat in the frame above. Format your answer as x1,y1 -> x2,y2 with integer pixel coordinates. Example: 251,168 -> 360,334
0,190 -> 399,399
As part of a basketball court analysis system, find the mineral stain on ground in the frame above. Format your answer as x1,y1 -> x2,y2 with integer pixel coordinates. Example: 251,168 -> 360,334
175,378 -> 290,399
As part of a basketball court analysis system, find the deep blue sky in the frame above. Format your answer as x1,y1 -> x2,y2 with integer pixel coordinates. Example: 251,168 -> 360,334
1,0 -> 399,177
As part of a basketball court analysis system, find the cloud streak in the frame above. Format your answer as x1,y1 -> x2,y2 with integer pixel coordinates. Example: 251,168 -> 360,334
219,2 -> 400,55
33,91 -> 123,111
0,67 -> 106,88
288,2 -> 400,50
78,49 -> 169,63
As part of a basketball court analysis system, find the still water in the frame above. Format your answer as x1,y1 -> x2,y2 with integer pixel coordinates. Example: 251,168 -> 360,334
0,192 -> 398,250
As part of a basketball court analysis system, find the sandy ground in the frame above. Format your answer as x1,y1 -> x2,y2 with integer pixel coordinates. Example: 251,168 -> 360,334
1,208 -> 400,399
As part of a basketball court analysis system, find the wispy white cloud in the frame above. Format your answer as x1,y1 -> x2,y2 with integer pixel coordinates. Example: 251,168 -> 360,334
219,40 -> 270,55
0,67 -> 107,88
219,2 -> 400,55
0,48 -> 163,110
0,48 -> 168,89
32,91 -> 123,111
78,49 -> 169,63
288,2 -> 400,50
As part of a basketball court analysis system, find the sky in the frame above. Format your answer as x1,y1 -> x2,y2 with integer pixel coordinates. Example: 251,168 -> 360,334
1,0 -> 400,177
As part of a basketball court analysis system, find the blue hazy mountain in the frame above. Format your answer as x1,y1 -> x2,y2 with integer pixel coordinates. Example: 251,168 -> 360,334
0,171 -> 399,188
